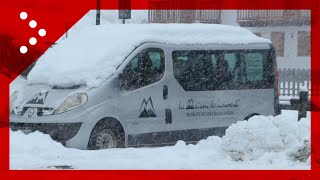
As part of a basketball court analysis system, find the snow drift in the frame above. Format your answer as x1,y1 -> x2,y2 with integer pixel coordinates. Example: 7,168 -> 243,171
27,24 -> 270,88
10,111 -> 310,169
222,114 -> 310,162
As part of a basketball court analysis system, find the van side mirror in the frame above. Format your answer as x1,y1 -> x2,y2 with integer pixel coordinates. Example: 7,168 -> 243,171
118,72 -> 128,92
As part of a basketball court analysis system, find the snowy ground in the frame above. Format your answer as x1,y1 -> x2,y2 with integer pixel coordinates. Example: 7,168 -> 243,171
10,110 -> 310,170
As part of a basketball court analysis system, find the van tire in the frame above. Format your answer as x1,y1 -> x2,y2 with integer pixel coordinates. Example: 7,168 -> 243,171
88,119 -> 125,150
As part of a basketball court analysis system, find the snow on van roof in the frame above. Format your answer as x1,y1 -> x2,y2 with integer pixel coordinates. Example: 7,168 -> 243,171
27,24 -> 271,88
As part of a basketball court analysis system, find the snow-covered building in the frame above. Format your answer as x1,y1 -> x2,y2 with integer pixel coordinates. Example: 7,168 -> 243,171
148,5 -> 310,70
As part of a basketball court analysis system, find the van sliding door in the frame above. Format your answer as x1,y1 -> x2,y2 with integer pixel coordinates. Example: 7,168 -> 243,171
118,48 -> 170,147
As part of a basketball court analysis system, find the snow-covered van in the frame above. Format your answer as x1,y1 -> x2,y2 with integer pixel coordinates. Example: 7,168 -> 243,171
10,24 -> 279,149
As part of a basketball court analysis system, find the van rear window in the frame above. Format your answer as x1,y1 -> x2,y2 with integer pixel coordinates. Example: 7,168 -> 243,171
172,50 -> 274,91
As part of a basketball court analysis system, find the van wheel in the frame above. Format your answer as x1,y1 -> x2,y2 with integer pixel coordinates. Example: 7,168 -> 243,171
95,129 -> 117,149
88,120 -> 125,150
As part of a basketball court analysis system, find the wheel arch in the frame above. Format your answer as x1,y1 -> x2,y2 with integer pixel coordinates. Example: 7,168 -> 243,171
244,113 -> 260,121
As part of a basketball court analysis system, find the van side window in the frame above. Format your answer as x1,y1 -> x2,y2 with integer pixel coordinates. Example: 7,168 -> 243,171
120,48 -> 165,91
245,52 -> 264,81
172,50 -> 272,91
173,50 -> 216,91
224,52 -> 237,72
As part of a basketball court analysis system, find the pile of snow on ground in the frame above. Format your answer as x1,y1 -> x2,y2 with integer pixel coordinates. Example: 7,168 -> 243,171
222,114 -> 310,163
10,112 -> 309,169
27,24 -> 270,88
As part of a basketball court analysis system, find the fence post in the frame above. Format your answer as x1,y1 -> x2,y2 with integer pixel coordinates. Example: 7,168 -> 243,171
298,91 -> 308,121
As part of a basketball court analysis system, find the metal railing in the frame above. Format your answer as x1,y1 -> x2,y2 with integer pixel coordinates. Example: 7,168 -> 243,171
279,68 -> 311,97
277,68 -> 319,120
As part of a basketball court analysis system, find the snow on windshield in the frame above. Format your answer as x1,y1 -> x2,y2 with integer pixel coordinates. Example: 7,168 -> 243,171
27,24 -> 270,88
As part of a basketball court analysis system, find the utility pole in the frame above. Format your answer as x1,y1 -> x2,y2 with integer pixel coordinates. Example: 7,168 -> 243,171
96,0 -> 101,25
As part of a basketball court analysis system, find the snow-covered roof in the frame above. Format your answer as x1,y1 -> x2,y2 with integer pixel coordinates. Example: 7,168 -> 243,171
27,24 -> 271,88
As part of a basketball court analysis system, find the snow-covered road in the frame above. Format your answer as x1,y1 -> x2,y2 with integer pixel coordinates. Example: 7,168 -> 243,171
10,111 -> 310,170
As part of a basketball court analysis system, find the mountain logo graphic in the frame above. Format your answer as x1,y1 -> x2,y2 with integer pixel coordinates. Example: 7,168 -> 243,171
139,97 -> 157,118
26,91 -> 49,105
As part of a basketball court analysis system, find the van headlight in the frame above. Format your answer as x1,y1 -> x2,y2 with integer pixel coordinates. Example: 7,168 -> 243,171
54,93 -> 88,114
10,91 -> 19,111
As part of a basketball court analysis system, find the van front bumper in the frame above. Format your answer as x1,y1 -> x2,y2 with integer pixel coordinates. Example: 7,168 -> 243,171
10,107 -> 95,149
10,122 -> 82,146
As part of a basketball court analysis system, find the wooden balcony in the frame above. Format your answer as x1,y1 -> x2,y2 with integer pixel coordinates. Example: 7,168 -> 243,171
148,10 -> 221,23
148,0 -> 174,23
195,10 -> 221,23
148,0 -> 221,23
238,10 -> 310,27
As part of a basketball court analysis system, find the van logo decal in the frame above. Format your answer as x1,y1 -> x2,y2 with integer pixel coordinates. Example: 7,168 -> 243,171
178,99 -> 240,117
26,91 -> 49,105
139,97 -> 157,118
27,108 -> 35,118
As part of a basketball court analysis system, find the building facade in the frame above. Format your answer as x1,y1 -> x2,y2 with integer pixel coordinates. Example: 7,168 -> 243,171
148,1 -> 311,69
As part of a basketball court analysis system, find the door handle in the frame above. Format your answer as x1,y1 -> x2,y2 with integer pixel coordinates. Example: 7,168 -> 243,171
165,109 -> 172,124
163,85 -> 168,100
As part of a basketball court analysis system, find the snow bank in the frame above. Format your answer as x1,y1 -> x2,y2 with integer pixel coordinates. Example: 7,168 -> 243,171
10,111 -> 309,169
27,24 -> 270,88
222,114 -> 310,162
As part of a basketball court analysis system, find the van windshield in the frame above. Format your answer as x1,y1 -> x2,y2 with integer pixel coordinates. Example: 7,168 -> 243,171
172,49 -> 274,91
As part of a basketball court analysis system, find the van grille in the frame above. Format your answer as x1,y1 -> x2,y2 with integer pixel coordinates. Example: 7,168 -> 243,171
11,107 -> 55,116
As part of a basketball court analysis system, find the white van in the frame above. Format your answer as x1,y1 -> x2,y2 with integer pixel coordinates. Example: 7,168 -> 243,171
10,24 -> 279,150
